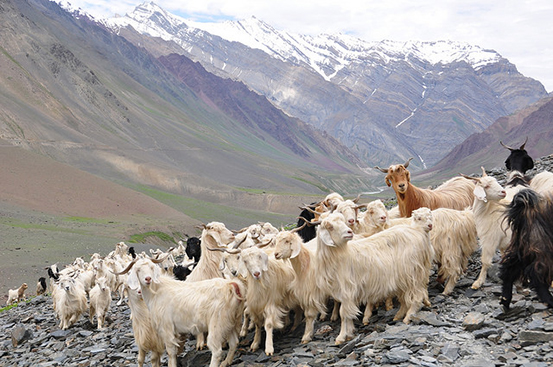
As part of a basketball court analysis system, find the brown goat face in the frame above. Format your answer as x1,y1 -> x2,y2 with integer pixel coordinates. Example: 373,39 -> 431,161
386,165 -> 410,194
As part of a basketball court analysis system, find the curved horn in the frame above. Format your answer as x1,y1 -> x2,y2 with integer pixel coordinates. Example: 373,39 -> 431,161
459,173 -> 480,182
231,235 -> 248,249
374,166 -> 389,173
300,205 -> 325,216
291,221 -> 307,233
207,246 -> 241,254
112,259 -> 138,275
257,238 -> 274,248
519,136 -> 528,150
404,157 -> 414,168
297,216 -> 317,227
150,253 -> 170,264
195,224 -> 207,230
352,193 -> 362,203
500,140 -> 515,151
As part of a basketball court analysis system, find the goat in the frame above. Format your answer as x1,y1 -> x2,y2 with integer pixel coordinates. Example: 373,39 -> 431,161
184,237 -> 202,263
172,262 -> 197,281
6,283 -> 28,305
186,222 -> 235,282
234,245 -> 301,355
356,201 -> 477,295
500,189 -> 553,310
461,167 -> 525,289
273,227 -> 329,344
530,170 -> 553,195
36,277 -> 47,296
88,276 -> 111,329
297,202 -> 319,242
375,158 -> 474,217
314,208 -> 434,344
501,138 -> 534,174
119,257 -> 246,367
127,286 -> 165,367
52,275 -> 87,330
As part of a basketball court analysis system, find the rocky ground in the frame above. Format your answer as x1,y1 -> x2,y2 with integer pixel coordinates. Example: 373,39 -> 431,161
1,156 -> 553,367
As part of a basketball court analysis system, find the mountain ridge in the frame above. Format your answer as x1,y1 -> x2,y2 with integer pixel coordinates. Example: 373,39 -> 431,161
101,1 -> 548,169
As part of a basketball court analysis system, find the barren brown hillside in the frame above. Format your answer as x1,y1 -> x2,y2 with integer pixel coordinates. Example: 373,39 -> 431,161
0,143 -> 200,299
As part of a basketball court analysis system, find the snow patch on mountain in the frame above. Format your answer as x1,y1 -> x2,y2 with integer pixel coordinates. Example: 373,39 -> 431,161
101,1 -> 502,81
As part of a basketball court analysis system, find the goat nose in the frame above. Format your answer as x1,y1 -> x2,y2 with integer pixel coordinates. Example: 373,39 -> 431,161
253,271 -> 260,278
348,219 -> 355,224
145,276 -> 152,284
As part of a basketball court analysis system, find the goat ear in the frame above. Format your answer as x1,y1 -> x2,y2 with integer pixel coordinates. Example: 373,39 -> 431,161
319,227 -> 336,247
127,270 -> 140,290
261,252 -> 269,272
406,170 -> 411,182
473,185 -> 487,202
385,176 -> 392,187
290,241 -> 301,259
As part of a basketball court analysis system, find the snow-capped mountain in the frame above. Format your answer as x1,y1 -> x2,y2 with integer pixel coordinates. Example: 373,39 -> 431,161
105,2 -> 501,82
103,1 -> 548,168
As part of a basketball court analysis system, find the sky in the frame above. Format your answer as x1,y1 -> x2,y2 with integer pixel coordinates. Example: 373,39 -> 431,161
63,0 -> 553,92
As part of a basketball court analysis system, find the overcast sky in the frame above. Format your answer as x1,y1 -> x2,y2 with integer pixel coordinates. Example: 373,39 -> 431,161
63,0 -> 553,92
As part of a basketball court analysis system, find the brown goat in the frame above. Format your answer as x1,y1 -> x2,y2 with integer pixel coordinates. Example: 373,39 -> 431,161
375,158 -> 475,217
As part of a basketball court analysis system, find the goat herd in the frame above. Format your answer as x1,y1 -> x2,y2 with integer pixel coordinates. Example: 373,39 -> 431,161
5,140 -> 553,367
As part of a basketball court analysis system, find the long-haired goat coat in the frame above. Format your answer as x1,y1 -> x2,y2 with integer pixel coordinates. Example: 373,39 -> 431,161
500,189 -> 553,309
314,209 -> 434,345
125,257 -> 245,367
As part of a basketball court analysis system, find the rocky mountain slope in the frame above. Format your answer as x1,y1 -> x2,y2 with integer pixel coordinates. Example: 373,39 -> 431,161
1,0 -> 373,209
104,2 -> 549,169
426,95 -> 553,180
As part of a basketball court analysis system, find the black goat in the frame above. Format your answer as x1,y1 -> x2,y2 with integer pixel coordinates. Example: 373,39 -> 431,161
128,246 -> 137,259
297,202 -> 318,242
500,189 -> 553,310
185,237 -> 202,263
173,262 -> 197,281
501,138 -> 534,174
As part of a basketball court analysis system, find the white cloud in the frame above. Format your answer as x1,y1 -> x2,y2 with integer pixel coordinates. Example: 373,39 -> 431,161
59,0 -> 553,92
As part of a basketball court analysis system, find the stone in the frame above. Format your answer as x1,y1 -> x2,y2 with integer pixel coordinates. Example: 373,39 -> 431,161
11,325 -> 33,347
463,312 -> 485,331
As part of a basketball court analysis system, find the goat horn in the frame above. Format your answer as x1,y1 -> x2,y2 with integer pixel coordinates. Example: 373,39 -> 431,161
195,224 -> 207,230
374,166 -> 389,173
520,136 -> 528,150
230,235 -> 248,249
291,221 -> 307,233
150,253 -> 170,264
404,157 -> 414,168
297,216 -> 316,227
352,194 -> 362,203
257,238 -> 274,248
480,166 -> 488,177
459,173 -> 479,182
300,206 -> 325,216
112,259 -> 138,275
355,203 -> 368,210
500,140 -> 515,151
207,246 -> 241,254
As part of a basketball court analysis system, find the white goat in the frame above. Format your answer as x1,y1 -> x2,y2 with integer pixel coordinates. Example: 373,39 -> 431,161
530,170 -> 553,195
461,168 -> 522,289
273,228 -> 329,343
127,286 -> 165,367
52,275 -> 87,330
314,209 -> 434,344
122,257 -> 246,367
236,245 -> 301,355
88,276 -> 111,329
6,283 -> 28,305
429,207 -> 478,294
186,222 -> 236,282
